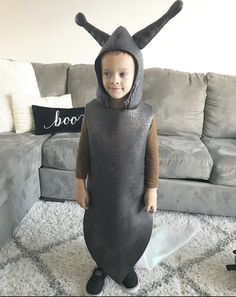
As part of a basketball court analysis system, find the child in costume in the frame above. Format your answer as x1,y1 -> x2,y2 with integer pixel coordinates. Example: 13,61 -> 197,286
75,1 -> 183,295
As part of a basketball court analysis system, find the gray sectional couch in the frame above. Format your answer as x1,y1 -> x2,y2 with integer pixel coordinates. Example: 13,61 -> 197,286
1,62 -> 236,249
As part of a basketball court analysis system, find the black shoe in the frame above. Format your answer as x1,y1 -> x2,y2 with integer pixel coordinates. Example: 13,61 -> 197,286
122,268 -> 140,294
86,267 -> 106,296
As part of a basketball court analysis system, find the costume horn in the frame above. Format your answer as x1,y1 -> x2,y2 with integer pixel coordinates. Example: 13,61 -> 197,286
132,0 -> 183,49
75,12 -> 110,46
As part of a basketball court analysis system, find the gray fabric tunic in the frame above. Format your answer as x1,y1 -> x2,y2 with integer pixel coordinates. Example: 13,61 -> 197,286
83,26 -> 155,284
84,99 -> 154,283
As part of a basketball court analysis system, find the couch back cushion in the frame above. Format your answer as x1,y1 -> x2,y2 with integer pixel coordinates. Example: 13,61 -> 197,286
203,72 -> 236,138
67,64 -> 97,107
143,68 -> 207,138
32,62 -> 70,97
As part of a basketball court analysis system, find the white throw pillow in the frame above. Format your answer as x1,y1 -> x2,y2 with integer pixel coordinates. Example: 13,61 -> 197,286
0,58 -> 40,132
0,58 -> 40,96
11,93 -> 73,133
0,94 -> 14,133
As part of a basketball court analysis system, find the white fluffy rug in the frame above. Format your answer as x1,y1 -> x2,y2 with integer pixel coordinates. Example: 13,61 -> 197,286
0,200 -> 235,296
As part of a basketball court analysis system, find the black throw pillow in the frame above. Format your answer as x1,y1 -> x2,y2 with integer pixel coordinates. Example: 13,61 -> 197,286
32,105 -> 85,135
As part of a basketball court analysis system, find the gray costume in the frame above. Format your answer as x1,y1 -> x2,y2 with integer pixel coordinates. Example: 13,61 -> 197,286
75,0 -> 183,284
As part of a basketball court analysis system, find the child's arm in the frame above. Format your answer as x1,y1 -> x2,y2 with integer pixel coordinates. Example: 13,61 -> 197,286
75,117 -> 90,209
144,117 -> 159,213
76,178 -> 89,209
144,188 -> 157,213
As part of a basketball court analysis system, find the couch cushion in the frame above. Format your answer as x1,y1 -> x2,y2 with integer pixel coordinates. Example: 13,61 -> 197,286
67,64 -> 97,107
42,133 -> 214,181
202,137 -> 236,186
42,133 -> 80,170
159,136 -> 213,180
143,68 -> 207,138
0,132 -> 50,208
203,72 -> 236,138
32,62 -> 70,97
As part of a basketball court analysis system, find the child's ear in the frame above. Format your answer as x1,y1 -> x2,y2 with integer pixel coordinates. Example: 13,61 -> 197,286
132,0 -> 183,49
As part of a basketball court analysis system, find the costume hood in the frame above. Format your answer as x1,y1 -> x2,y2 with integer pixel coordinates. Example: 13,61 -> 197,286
75,0 -> 183,109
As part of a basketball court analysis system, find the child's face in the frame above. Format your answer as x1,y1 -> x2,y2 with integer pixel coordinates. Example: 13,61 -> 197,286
101,52 -> 135,100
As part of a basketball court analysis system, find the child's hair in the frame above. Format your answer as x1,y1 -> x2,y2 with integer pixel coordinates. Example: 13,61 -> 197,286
102,50 -> 132,59
101,50 -> 138,79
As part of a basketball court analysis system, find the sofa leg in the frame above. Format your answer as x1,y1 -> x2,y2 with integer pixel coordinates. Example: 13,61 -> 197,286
226,265 -> 236,271
226,249 -> 236,271
39,197 -> 66,203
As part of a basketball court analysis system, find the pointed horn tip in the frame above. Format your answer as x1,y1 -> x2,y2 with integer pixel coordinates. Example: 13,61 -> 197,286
75,12 -> 87,26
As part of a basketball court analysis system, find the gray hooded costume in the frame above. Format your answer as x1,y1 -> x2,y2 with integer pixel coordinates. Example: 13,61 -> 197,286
75,0 -> 183,284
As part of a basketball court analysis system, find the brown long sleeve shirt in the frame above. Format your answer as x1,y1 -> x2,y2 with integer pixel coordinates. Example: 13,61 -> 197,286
76,99 -> 159,189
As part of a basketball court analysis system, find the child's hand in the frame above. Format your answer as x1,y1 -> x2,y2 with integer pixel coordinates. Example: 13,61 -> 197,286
144,188 -> 157,213
76,178 -> 89,209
